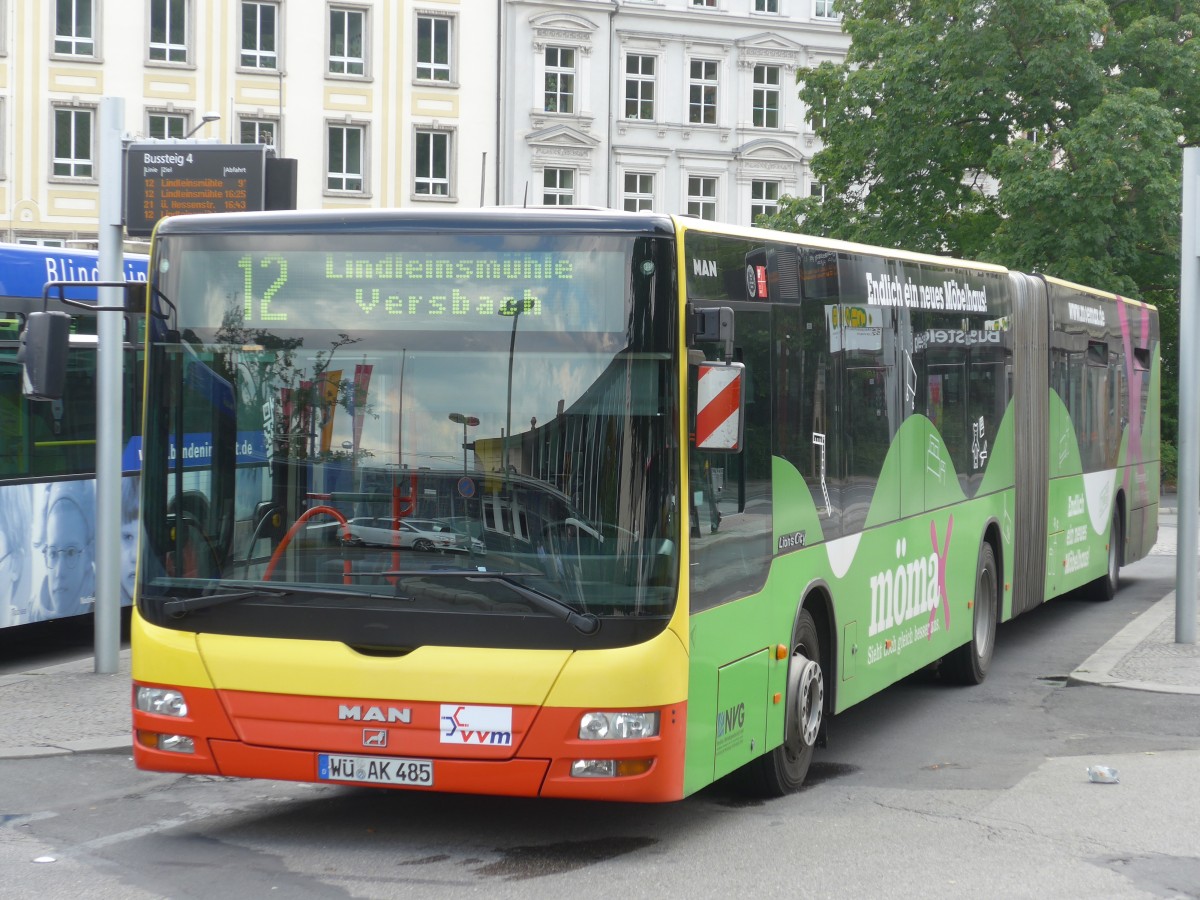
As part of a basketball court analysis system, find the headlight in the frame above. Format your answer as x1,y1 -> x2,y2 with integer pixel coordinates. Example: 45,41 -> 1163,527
578,711 -> 659,740
135,686 -> 189,717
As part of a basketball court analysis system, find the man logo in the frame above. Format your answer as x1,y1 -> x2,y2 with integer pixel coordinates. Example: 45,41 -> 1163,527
338,704 -> 412,724
362,729 -> 388,748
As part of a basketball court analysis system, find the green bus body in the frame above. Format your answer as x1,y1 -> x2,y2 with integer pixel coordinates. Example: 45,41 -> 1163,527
679,222 -> 1158,793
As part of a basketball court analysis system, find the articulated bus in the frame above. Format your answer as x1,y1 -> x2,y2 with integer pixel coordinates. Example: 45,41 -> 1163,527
131,209 -> 1158,801
0,243 -> 147,628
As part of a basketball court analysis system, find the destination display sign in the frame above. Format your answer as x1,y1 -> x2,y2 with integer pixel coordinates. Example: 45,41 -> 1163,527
125,144 -> 267,237
173,245 -> 629,334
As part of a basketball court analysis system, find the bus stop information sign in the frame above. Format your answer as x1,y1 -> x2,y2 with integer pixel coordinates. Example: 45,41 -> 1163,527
125,143 -> 267,237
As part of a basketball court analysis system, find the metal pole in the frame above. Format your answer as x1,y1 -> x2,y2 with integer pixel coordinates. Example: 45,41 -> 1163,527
95,97 -> 125,673
1177,148 -> 1198,644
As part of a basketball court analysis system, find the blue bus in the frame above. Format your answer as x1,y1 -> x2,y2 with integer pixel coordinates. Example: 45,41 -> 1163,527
0,243 -> 147,627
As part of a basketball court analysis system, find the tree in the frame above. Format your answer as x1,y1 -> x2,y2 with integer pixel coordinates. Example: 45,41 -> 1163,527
760,0 -> 1198,481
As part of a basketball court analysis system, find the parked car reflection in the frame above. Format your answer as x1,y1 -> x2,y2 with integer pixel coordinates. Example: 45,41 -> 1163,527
319,517 -> 487,554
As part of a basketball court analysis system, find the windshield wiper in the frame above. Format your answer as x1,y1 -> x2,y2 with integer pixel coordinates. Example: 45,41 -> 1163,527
343,568 -> 600,634
473,575 -> 599,634
149,586 -> 295,616
151,584 -> 411,616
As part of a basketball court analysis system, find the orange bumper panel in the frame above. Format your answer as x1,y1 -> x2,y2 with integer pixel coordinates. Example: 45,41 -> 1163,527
210,741 -> 551,796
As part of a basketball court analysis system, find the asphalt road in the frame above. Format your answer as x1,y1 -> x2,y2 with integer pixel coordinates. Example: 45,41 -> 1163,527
2,544 -> 1196,899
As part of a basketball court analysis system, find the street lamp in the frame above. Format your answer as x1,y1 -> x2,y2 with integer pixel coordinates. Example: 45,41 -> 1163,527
502,298 -> 524,472
448,412 -> 479,473
184,112 -> 220,139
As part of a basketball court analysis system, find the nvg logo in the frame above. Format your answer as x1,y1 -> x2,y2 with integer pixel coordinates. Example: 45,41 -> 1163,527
716,702 -> 745,738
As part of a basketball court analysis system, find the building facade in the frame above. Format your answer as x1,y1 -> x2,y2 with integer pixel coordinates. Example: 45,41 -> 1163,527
1,0 -> 499,245
0,0 -> 846,245
500,0 -> 849,225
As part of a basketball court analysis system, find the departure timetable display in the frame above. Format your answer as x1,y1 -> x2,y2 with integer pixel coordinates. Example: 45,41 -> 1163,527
172,245 -> 629,334
125,144 -> 267,237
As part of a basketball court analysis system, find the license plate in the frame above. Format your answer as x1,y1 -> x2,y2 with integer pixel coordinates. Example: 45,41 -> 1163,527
318,753 -> 434,787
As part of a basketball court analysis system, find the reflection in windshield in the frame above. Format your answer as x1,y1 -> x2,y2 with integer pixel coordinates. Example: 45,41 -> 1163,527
141,233 -> 679,634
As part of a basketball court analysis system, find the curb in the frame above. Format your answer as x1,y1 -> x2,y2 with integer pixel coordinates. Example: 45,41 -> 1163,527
1068,592 -> 1199,695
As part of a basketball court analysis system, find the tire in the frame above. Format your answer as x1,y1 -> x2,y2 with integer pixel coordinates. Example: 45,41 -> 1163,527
942,542 -> 998,685
741,609 -> 824,797
412,539 -> 433,552
1089,510 -> 1122,602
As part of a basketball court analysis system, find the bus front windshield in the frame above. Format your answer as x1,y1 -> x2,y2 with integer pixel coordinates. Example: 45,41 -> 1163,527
139,229 -> 680,650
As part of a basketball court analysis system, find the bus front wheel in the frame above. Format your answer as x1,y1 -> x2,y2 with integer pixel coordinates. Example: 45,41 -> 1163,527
743,609 -> 824,796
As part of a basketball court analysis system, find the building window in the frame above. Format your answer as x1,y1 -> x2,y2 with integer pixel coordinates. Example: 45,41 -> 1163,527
16,236 -> 69,247
814,0 -> 838,19
241,1 -> 278,69
240,117 -> 277,146
691,0 -> 717,6
149,0 -> 188,63
329,7 -> 366,76
416,14 -> 451,82
755,0 -> 779,11
148,112 -> 187,139
809,180 -> 825,201
687,176 -> 717,220
414,129 -> 451,197
55,0 -> 95,56
623,172 -> 654,212
544,47 -> 575,114
53,107 -> 94,179
753,65 -> 781,128
327,123 -> 364,192
624,54 -> 655,120
751,180 -> 780,221
689,59 -> 718,125
542,168 -> 575,206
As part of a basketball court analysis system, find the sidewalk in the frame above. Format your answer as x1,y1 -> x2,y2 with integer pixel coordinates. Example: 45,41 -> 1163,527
1,536 -> 1197,761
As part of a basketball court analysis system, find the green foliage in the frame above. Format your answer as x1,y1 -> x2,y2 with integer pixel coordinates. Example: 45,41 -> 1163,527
760,0 -> 1199,454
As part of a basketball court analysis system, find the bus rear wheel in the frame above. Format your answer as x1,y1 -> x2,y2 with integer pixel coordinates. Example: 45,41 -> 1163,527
941,542 -> 998,685
742,609 -> 824,797
1089,509 -> 1122,602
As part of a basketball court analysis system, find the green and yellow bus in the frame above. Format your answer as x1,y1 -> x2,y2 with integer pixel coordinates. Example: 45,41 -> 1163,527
131,209 -> 1158,801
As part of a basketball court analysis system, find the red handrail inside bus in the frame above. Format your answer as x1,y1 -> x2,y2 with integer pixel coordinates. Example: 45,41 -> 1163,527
263,505 -> 353,585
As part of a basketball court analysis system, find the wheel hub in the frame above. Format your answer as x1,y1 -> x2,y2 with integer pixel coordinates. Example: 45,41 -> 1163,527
787,653 -> 823,749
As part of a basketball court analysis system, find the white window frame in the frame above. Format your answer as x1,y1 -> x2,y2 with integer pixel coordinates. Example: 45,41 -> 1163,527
147,110 -> 188,140
755,0 -> 780,12
16,235 -> 70,247
691,0 -> 717,7
239,116 -> 278,147
52,105 -> 95,181
413,127 -> 453,199
752,64 -> 781,129
543,46 -> 576,115
809,180 -> 826,201
240,0 -> 279,71
542,168 -> 575,206
686,175 -> 718,220
415,13 -> 453,83
624,54 -> 656,121
814,0 -> 839,19
54,0 -> 96,57
751,179 -> 781,222
622,171 -> 655,212
326,122 -> 366,194
148,0 -> 190,64
688,59 -> 718,125
328,5 -> 367,78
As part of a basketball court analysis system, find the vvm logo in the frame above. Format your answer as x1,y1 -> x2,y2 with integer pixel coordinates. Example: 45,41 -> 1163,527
439,704 -> 513,746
